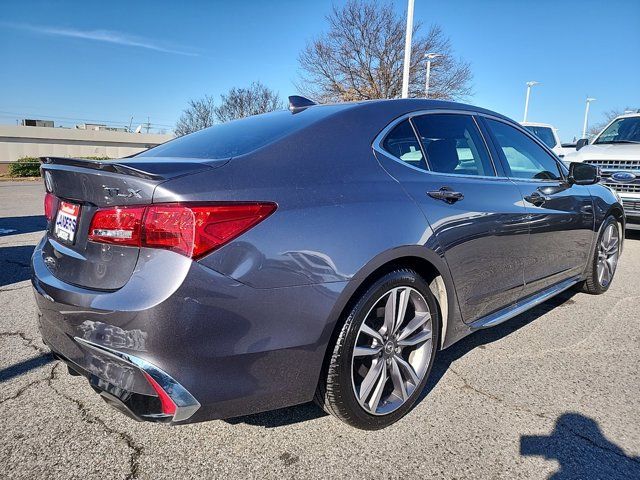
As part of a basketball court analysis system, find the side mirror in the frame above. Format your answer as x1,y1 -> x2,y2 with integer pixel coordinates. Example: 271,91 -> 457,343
576,138 -> 589,150
569,162 -> 600,185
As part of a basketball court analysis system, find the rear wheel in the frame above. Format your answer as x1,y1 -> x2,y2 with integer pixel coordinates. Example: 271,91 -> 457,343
316,270 -> 439,430
581,215 -> 621,294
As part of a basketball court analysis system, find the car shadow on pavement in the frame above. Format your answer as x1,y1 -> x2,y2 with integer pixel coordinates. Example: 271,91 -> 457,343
625,230 -> 640,241
225,401 -> 328,428
0,245 -> 37,287
520,412 -> 640,478
0,353 -> 54,383
227,289 -> 579,429
419,288 -> 578,403
0,215 -> 46,237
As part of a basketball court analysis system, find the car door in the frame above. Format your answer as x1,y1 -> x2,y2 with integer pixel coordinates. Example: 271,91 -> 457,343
482,117 -> 595,296
374,112 -> 529,324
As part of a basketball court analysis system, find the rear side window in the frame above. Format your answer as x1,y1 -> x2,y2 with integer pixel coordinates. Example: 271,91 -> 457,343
412,114 -> 495,176
138,105 -> 347,159
486,119 -> 561,180
382,120 -> 426,170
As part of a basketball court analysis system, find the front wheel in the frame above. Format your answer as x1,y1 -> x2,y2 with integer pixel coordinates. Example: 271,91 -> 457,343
581,215 -> 621,294
316,269 -> 439,430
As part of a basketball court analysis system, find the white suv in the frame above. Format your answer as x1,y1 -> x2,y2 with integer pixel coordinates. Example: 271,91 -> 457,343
564,112 -> 640,229
520,122 -> 574,158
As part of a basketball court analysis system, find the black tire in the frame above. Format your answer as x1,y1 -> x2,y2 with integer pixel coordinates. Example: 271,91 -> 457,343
315,269 -> 440,430
580,215 -> 621,295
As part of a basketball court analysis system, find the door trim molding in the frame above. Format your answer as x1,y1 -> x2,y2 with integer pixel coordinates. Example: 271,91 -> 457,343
469,276 -> 580,331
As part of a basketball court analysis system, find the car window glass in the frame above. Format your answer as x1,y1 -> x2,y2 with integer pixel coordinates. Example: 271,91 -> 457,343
486,119 -> 561,180
382,120 -> 427,170
412,114 -> 495,176
138,105 -> 349,159
594,116 -> 640,144
523,125 -> 557,148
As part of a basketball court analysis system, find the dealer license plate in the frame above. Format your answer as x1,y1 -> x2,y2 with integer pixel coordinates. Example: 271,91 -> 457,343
54,201 -> 80,243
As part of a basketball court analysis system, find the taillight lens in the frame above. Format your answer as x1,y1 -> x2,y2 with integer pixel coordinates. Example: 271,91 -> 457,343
88,203 -> 276,259
44,192 -> 56,221
88,206 -> 145,246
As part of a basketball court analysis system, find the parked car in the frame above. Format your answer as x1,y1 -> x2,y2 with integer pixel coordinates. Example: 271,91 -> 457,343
521,122 -> 573,158
33,98 -> 624,430
564,112 -> 640,230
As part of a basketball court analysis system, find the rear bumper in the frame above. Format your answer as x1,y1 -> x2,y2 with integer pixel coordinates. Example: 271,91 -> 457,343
32,235 -> 346,423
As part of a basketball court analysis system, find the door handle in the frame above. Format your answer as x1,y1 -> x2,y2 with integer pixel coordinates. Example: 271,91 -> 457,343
524,191 -> 548,206
427,187 -> 464,204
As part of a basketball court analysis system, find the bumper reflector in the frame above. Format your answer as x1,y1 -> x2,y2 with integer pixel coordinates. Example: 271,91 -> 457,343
143,371 -> 177,416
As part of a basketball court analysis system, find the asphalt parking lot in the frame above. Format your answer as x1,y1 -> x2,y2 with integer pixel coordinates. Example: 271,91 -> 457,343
1,180 -> 639,479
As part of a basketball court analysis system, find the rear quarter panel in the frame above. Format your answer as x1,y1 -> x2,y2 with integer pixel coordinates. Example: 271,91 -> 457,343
153,104 -> 436,289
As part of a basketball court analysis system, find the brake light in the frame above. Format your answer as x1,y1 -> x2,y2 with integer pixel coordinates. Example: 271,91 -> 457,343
44,193 -> 56,221
88,207 -> 145,246
88,203 -> 276,259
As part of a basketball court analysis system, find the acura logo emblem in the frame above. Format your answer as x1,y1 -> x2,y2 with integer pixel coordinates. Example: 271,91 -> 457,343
610,171 -> 637,182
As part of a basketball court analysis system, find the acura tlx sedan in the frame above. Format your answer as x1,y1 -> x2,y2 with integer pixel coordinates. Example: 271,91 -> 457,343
32,97 -> 624,430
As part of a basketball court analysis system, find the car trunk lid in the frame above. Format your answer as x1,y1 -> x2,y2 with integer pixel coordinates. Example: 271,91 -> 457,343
40,156 -> 228,290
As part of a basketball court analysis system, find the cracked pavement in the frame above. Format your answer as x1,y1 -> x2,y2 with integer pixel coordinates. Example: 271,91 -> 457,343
1,181 -> 639,479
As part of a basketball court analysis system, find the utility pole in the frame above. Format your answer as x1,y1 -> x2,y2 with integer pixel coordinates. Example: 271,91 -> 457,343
401,0 -> 415,99
145,116 -> 151,134
582,97 -> 596,138
523,81 -> 540,123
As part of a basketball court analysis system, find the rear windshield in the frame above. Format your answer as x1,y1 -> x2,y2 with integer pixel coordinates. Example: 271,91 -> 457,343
138,105 -> 348,159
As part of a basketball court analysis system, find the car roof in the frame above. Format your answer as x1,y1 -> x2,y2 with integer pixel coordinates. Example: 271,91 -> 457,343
612,112 -> 640,120
301,97 -> 513,124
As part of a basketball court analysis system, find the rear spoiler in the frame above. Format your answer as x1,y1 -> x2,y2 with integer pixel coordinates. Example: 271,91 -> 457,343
40,157 -> 165,181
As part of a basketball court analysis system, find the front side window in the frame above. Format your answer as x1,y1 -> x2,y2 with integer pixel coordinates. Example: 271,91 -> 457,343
594,116 -> 640,144
486,119 -> 561,181
412,114 -> 495,176
523,125 -> 557,148
382,120 -> 427,170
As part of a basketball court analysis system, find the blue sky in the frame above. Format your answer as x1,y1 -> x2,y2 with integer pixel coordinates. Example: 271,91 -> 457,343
1,0 -> 638,141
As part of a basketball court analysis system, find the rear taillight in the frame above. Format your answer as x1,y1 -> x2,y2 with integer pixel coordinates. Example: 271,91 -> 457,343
88,207 -> 145,246
44,192 -> 56,221
88,203 -> 276,259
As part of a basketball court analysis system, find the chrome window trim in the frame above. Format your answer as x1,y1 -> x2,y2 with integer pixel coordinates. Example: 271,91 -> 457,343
373,109 -> 507,181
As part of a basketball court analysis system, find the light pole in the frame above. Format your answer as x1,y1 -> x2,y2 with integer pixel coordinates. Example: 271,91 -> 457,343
582,97 -> 596,139
424,53 -> 442,98
523,81 -> 540,123
401,0 -> 415,98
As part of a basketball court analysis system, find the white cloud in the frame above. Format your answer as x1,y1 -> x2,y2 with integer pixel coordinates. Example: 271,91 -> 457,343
3,22 -> 199,57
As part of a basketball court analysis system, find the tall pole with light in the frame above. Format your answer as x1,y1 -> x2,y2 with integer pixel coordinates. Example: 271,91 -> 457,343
401,0 -> 415,98
582,97 -> 596,139
523,81 -> 540,122
424,53 -> 442,98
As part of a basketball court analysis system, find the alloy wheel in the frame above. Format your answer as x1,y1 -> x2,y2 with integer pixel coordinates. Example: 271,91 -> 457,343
597,223 -> 620,287
351,286 -> 433,415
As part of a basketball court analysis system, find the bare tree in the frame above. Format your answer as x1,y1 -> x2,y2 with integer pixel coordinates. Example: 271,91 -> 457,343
588,107 -> 636,137
214,82 -> 283,123
297,0 -> 472,102
175,95 -> 216,136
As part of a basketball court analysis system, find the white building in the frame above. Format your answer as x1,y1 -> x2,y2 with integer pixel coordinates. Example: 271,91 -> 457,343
0,124 -> 174,174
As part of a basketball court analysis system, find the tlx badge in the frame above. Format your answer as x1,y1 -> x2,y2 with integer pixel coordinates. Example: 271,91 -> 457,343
103,187 -> 143,198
